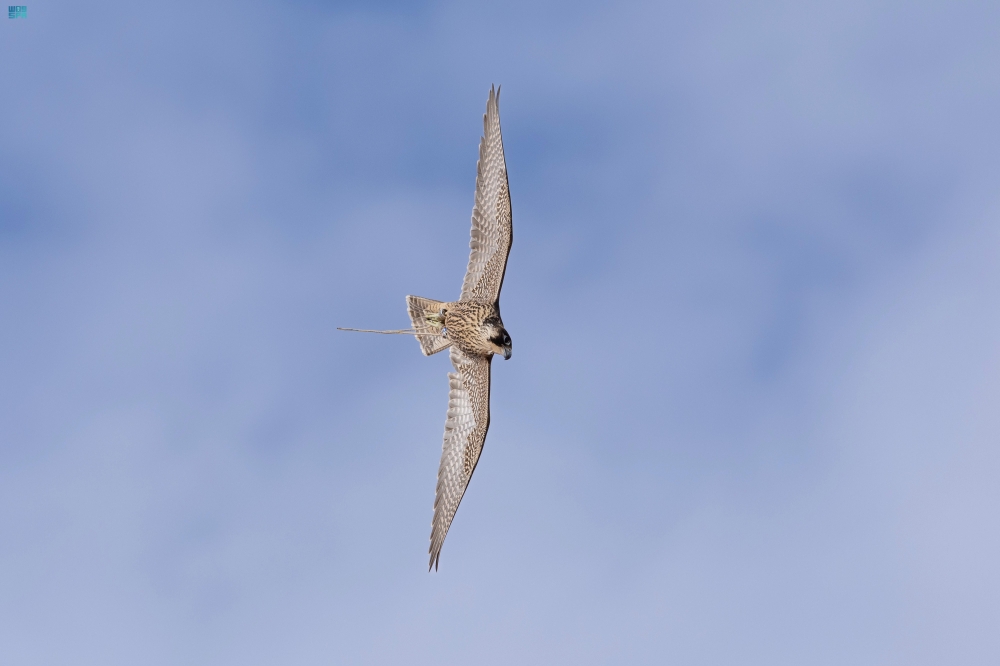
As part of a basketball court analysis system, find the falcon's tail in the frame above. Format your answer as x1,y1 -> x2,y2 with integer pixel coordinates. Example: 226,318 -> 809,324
406,296 -> 452,356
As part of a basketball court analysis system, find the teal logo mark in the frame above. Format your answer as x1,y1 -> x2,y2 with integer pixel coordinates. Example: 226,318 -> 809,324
8,5 -> 27,18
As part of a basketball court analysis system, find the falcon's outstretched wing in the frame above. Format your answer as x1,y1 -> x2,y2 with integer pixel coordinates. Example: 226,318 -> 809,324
429,347 -> 492,570
460,86 -> 512,305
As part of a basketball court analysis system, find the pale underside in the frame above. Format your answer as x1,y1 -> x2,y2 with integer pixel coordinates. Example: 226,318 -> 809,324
428,85 -> 512,570
429,347 -> 491,570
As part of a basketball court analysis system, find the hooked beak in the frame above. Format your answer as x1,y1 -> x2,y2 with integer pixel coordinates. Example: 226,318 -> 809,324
503,346 -> 512,360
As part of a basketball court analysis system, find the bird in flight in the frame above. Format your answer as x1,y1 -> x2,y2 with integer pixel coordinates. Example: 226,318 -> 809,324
340,86 -> 513,570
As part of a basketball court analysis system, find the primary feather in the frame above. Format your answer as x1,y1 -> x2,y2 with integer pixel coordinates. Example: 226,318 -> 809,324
461,86 -> 513,305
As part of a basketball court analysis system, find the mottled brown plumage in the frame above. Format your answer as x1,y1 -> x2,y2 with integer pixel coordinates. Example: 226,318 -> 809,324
408,86 -> 513,570
339,86 -> 513,571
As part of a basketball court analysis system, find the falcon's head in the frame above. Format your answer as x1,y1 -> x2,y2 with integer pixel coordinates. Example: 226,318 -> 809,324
484,317 -> 512,360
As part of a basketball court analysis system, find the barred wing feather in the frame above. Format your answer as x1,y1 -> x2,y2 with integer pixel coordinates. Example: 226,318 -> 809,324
429,347 -> 492,570
460,86 -> 513,304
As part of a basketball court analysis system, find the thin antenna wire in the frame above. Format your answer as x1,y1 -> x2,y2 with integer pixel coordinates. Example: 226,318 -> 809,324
337,327 -> 442,337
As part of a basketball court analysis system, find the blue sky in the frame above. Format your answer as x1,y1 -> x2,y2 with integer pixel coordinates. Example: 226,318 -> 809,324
2,1 -> 1000,663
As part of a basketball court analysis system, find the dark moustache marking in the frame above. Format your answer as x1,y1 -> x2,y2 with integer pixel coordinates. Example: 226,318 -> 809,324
489,329 -> 511,347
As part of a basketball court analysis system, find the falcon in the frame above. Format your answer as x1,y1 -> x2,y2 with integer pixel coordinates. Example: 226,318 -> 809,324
339,86 -> 513,570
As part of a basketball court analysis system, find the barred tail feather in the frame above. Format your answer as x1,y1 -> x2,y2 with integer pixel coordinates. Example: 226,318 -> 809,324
406,295 -> 452,356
